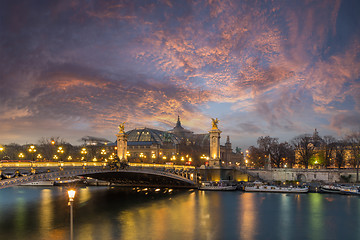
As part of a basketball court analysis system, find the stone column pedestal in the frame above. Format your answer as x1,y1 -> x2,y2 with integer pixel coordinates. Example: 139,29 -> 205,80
116,124 -> 128,161
209,128 -> 221,167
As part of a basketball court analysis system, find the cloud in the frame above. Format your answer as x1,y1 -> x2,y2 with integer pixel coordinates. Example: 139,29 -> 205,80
238,122 -> 262,134
0,0 -> 359,146
330,111 -> 360,134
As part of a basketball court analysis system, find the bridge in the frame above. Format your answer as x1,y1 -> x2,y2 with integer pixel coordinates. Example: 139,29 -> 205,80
0,161 -> 198,189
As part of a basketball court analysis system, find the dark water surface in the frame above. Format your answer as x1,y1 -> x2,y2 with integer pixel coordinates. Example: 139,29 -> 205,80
1,186 -> 360,240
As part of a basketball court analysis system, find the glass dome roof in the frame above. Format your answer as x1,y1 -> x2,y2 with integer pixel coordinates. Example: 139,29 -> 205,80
126,128 -> 180,145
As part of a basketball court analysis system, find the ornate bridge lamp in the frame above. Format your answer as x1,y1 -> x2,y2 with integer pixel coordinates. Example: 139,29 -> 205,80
67,189 -> 76,240
18,152 -> 25,160
57,146 -> 64,162
28,145 -> 37,171
100,149 -> 107,168
81,148 -> 87,169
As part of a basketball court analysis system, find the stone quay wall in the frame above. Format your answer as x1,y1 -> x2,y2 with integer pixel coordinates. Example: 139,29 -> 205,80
246,168 -> 360,183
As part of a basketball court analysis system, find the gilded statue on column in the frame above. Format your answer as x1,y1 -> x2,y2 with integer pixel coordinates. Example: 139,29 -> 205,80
211,118 -> 219,130
118,122 -> 125,133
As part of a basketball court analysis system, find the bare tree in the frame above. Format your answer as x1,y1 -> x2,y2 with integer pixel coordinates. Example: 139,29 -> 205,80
284,144 -> 296,168
346,132 -> 360,182
257,136 -> 278,155
247,146 -> 265,168
334,140 -> 347,169
3,143 -> 24,160
38,137 -> 69,161
291,134 -> 316,168
271,142 -> 292,168
321,135 -> 337,168
257,136 -> 279,167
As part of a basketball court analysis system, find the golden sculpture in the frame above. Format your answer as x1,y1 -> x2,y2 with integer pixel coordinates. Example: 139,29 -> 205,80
118,122 -> 125,132
211,118 -> 219,129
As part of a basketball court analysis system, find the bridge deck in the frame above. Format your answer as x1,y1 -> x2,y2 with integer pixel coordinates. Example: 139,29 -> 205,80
0,162 -> 198,189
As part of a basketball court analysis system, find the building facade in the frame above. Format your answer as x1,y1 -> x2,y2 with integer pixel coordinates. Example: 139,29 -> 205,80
115,117 -> 242,166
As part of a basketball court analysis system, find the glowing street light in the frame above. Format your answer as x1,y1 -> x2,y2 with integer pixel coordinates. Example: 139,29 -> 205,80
18,152 -> 25,159
57,146 -> 64,156
81,148 -> 87,155
28,145 -> 37,162
28,145 -> 36,153
67,189 -> 76,240
0,146 -> 4,160
36,153 -> 42,160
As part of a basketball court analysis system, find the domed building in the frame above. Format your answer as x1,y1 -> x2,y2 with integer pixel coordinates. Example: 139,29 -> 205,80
126,127 -> 180,162
113,116 -> 242,166
168,116 -> 194,141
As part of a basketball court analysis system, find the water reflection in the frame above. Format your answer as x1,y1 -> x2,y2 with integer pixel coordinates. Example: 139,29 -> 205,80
279,194 -> 290,240
39,189 -> 53,239
239,193 -> 256,240
1,187 -> 360,240
308,193 -> 324,239
14,196 -> 26,238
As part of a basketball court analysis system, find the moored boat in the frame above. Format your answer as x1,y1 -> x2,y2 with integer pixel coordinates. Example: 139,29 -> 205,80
54,178 -> 85,186
199,181 -> 237,191
320,184 -> 343,193
20,180 -> 54,186
340,186 -> 360,195
245,182 -> 308,193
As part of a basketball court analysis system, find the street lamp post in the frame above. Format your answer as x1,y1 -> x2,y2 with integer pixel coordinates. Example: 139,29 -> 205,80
81,148 -> 87,169
68,189 -> 76,240
0,146 -> 4,160
28,145 -> 37,170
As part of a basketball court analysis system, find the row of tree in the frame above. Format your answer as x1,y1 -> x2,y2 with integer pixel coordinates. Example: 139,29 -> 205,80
247,130 -> 360,170
0,137 -> 114,161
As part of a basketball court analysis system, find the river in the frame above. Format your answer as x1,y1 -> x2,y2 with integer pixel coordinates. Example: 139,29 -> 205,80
0,186 -> 360,240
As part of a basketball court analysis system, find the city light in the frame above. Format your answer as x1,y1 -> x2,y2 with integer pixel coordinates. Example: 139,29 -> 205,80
28,145 -> 37,154
67,189 -> 76,240
81,148 -> 87,155
57,146 -> 64,154
68,189 -> 76,201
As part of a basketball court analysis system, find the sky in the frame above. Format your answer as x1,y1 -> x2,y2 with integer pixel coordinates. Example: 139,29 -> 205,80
1,0 -> 360,149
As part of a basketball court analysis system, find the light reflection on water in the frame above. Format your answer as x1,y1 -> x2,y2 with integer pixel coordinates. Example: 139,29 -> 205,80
239,193 -> 256,240
1,187 -> 360,240
308,193 -> 324,239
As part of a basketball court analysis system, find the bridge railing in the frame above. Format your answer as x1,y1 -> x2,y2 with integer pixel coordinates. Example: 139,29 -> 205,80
0,161 -> 196,170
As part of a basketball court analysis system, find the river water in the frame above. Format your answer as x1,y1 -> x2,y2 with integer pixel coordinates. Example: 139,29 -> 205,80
0,186 -> 360,240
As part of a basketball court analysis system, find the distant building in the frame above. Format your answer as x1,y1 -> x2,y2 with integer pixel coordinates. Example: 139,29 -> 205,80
113,116 -> 242,166
126,127 -> 179,162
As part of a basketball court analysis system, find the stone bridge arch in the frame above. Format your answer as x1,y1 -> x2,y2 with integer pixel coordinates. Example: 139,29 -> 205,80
297,173 -> 306,182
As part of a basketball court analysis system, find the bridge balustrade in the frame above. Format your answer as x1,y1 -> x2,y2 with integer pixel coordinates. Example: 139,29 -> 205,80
0,161 -> 198,188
